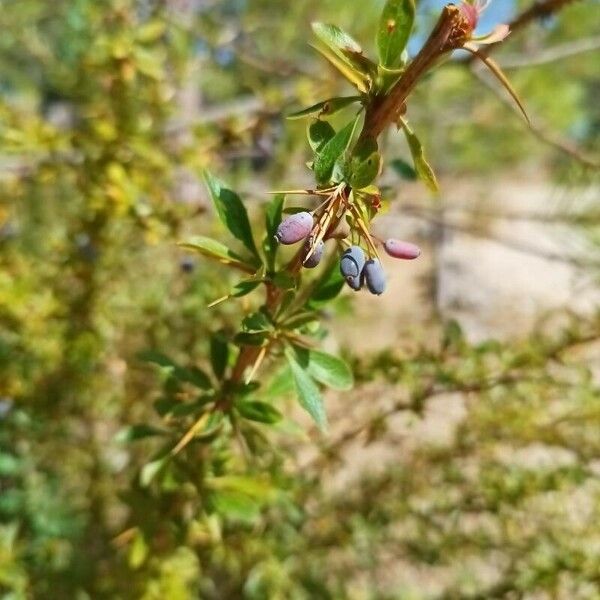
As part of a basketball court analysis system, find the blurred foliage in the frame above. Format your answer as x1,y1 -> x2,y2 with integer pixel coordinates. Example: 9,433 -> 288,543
0,0 -> 598,598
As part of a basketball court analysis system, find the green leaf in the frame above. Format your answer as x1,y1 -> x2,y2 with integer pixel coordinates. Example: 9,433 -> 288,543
232,279 -> 262,298
286,349 -> 327,430
345,137 -> 381,189
140,456 -> 168,487
377,0 -> 415,68
298,349 -> 353,391
210,491 -> 260,524
400,120 -> 439,193
138,350 -> 212,389
263,194 -> 284,271
210,332 -> 229,379
179,236 -> 255,273
237,400 -> 282,424
287,96 -> 361,120
312,22 -> 362,56
264,366 -> 295,400
308,260 -> 345,306
314,117 -> 359,185
203,171 -> 259,257
307,120 -> 335,153
311,23 -> 376,86
390,157 -> 417,180
115,424 -> 167,443
234,332 -> 269,347
242,311 -> 271,332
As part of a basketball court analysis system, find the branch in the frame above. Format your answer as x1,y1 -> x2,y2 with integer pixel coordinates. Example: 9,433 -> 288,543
466,0 -> 582,63
470,67 -> 600,169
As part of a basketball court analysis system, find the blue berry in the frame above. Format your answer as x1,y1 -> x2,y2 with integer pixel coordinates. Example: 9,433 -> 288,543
364,259 -> 386,295
275,211 -> 313,245
340,245 -> 365,278
303,239 -> 325,268
346,274 -> 363,291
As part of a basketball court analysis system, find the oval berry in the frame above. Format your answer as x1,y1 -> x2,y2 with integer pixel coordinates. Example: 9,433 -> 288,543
346,274 -> 363,291
339,245 -> 365,278
383,239 -> 421,260
364,259 -> 386,295
275,211 -> 313,245
303,239 -> 325,269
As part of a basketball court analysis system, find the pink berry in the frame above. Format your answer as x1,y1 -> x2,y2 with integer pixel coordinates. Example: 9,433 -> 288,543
383,239 -> 421,260
275,212 -> 313,245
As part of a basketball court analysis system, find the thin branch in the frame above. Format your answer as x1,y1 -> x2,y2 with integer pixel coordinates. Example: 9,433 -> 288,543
466,0 -> 582,63
470,67 -> 600,169
499,35 -> 600,69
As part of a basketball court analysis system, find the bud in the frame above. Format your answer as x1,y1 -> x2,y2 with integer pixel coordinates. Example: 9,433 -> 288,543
383,239 -> 421,260
303,239 -> 325,269
364,259 -> 386,295
340,245 -> 365,278
275,211 -> 313,245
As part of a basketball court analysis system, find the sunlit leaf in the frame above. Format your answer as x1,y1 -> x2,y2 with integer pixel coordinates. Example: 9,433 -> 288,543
376,0 -> 415,68
399,119 -> 439,193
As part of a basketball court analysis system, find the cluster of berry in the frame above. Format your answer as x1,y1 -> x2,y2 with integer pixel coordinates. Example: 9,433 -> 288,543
275,210 -> 420,296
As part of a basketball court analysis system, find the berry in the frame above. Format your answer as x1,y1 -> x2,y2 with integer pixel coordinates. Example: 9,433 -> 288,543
346,274 -> 363,291
275,211 -> 313,245
340,245 -> 365,278
383,239 -> 421,260
303,239 -> 325,269
364,259 -> 386,295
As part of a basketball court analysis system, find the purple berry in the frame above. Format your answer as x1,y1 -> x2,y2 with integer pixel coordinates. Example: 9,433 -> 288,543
346,274 -> 363,291
275,211 -> 313,245
364,259 -> 386,295
383,239 -> 421,260
303,239 -> 325,268
340,245 -> 365,278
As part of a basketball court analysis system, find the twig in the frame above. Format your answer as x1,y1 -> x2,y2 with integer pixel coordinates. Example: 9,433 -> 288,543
470,67 -> 600,169
499,35 -> 600,69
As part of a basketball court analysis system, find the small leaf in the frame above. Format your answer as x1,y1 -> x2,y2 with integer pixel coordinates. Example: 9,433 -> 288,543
203,171 -> 259,257
305,349 -> 353,391
312,23 -> 377,82
312,22 -> 362,56
263,194 -> 284,271
377,0 -> 415,68
286,349 -> 327,430
314,117 -> 359,184
210,332 -> 229,379
237,400 -> 282,424
128,530 -> 149,569
232,279 -> 262,298
399,120 -> 439,193
210,491 -> 260,524
140,457 -> 168,487
234,332 -> 269,347
311,43 -> 370,93
115,424 -> 167,443
390,158 -> 417,180
346,137 -> 381,189
179,236 -> 255,273
138,350 -> 212,389
308,120 -> 335,153
287,96 -> 361,120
